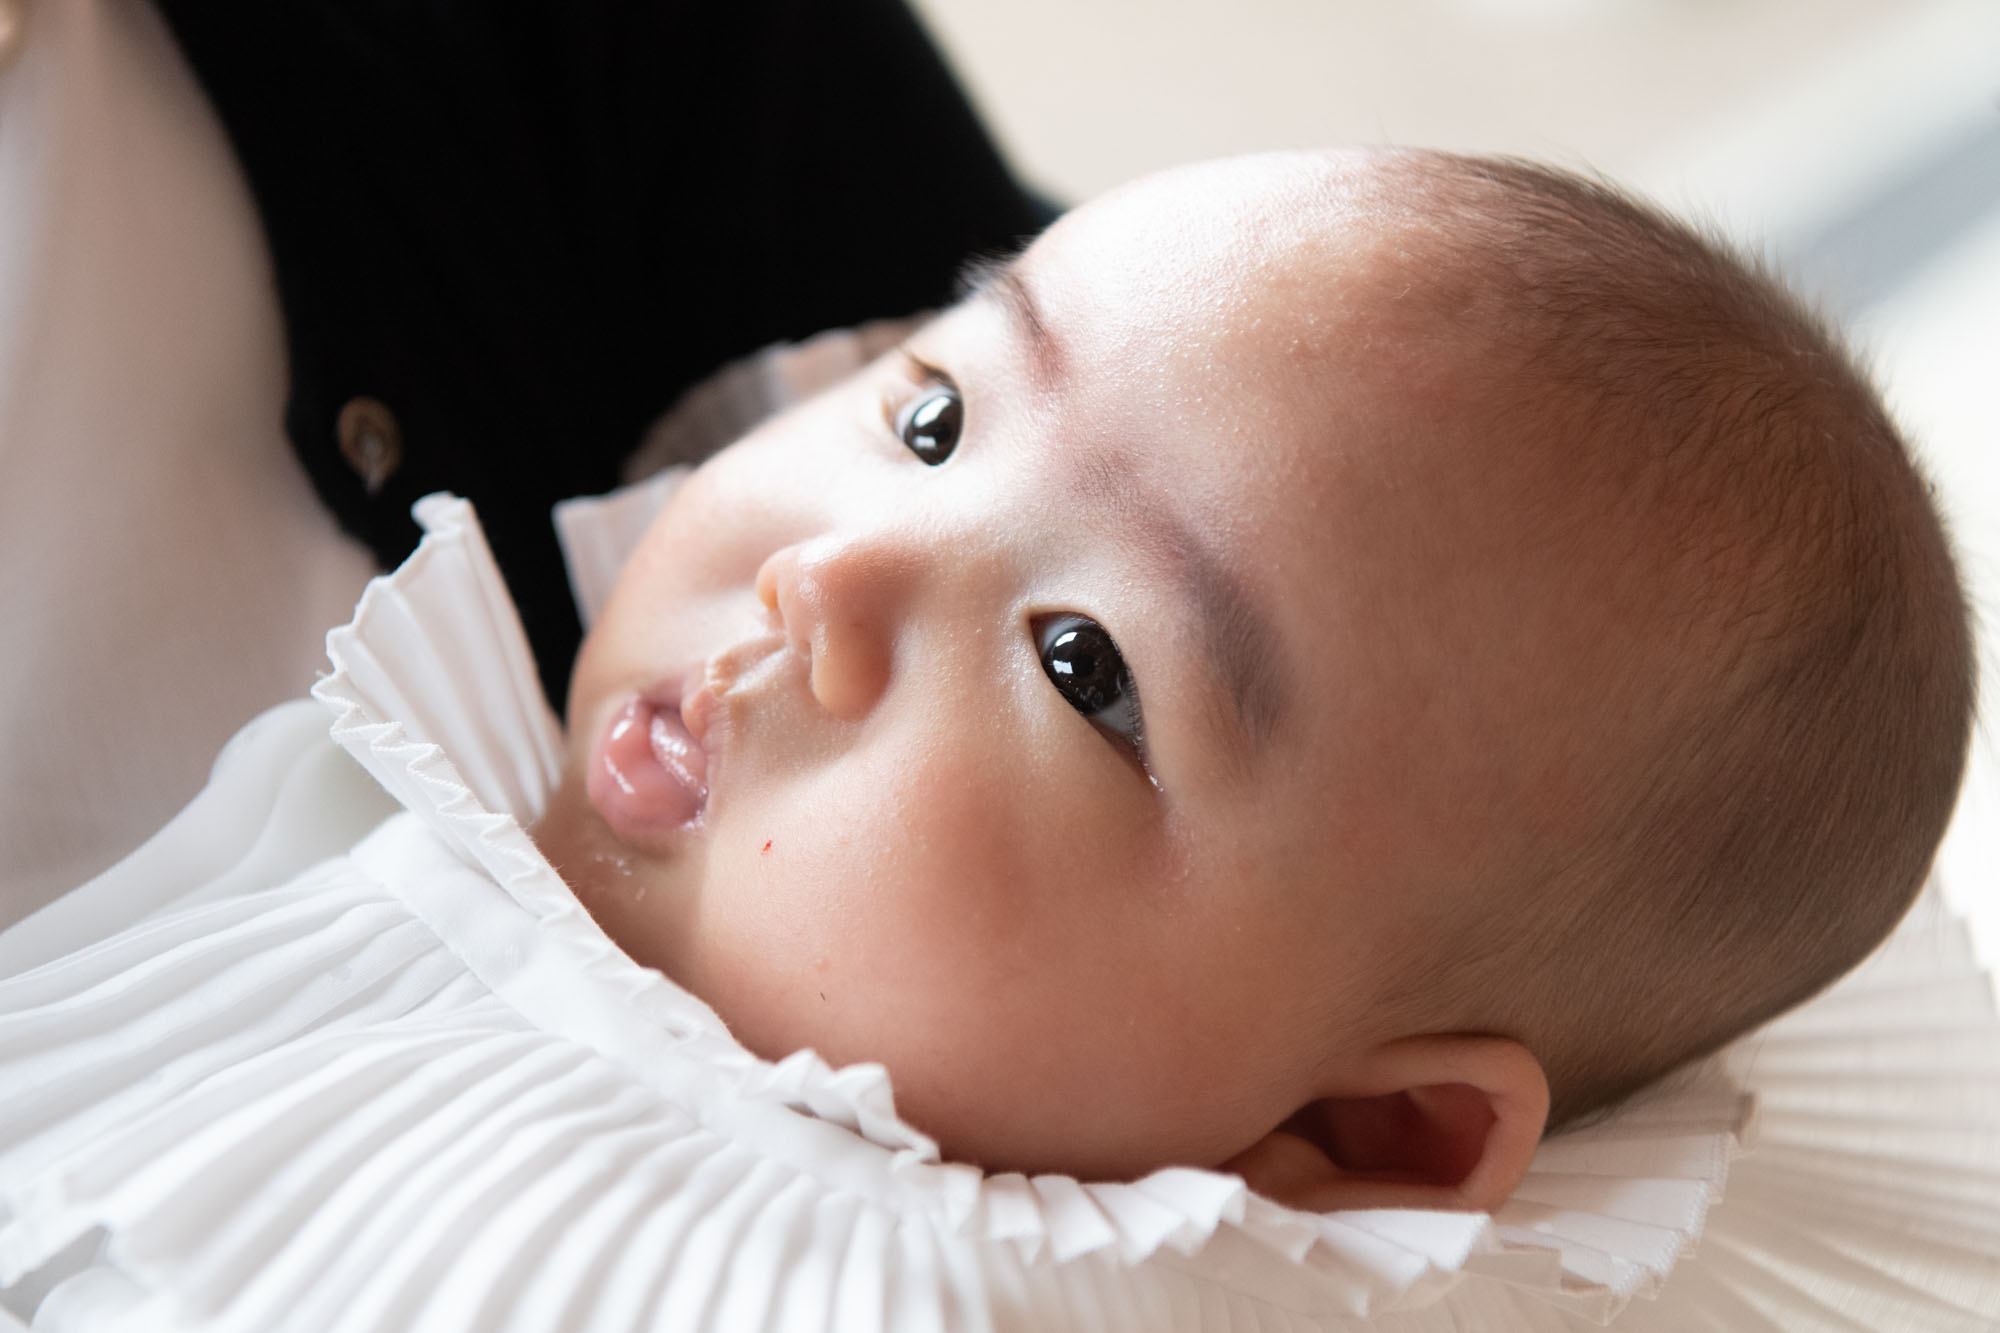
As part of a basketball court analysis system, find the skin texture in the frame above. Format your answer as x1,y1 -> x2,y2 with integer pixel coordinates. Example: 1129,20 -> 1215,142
533,152 -> 1555,1207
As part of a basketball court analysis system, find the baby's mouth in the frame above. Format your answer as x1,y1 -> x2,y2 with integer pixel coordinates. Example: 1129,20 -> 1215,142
585,633 -> 792,845
586,689 -> 710,840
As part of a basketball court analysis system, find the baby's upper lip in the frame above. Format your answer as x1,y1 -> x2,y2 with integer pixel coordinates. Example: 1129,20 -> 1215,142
677,631 -> 792,747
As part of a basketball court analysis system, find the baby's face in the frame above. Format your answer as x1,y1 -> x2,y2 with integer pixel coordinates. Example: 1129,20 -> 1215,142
539,154 -> 1555,1181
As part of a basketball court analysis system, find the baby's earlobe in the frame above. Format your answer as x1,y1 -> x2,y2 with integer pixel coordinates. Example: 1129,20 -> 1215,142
1221,1035 -> 1548,1214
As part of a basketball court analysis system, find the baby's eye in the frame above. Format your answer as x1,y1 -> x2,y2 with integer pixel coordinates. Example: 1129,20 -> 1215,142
896,382 -> 962,465
1036,614 -> 1143,749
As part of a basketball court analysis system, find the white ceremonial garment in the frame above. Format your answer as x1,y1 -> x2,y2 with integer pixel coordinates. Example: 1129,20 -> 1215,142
2,492 -> 1994,1332
0,0 -> 379,921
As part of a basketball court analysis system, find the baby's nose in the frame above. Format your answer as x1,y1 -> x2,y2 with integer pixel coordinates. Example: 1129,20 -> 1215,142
754,533 -> 918,721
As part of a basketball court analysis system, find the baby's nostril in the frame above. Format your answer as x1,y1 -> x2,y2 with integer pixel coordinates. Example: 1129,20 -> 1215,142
754,549 -> 819,661
756,557 -> 783,616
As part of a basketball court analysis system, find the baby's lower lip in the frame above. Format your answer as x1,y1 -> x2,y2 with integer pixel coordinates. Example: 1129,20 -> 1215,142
586,694 -> 709,839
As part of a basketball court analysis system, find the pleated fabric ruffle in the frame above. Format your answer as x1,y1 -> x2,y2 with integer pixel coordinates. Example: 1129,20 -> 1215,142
1365,884 -> 2000,1332
1,493 -> 1993,1331
0,810 -> 1747,1332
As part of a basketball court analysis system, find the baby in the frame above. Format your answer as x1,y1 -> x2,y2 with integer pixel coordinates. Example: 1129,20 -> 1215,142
526,146 -> 1976,1218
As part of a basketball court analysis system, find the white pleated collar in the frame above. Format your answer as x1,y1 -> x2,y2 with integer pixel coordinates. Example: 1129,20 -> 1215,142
296,490 -> 1810,1327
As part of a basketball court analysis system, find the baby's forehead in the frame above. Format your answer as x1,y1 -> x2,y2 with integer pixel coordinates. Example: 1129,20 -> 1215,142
1028,155 -> 1429,316
987,155 -> 1607,555
1023,221 -> 1471,434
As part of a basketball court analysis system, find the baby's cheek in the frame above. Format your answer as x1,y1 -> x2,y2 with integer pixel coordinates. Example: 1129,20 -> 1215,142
707,741 -> 1118,1084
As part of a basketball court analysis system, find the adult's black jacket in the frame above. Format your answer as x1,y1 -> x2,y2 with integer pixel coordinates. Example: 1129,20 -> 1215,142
151,0 -> 1054,708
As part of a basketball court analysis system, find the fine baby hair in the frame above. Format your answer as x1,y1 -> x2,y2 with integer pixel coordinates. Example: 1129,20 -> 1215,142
1330,150 -> 1975,1130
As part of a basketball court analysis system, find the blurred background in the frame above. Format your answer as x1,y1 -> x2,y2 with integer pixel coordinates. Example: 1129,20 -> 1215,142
911,0 -> 2000,987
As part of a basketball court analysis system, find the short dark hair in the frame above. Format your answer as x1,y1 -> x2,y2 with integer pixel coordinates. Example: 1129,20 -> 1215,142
1359,151 -> 1976,1128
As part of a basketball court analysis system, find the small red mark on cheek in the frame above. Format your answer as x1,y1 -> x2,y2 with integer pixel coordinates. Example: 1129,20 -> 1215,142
761,839 -> 773,854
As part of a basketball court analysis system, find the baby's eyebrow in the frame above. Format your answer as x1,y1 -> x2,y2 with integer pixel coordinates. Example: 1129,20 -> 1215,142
1073,446 -> 1290,766
955,253 -> 1063,386
1157,507 -> 1289,763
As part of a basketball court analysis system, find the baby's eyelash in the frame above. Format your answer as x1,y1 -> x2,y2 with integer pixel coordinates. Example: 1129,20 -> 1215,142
1035,614 -> 1155,784
904,354 -> 952,388
876,355 -> 951,424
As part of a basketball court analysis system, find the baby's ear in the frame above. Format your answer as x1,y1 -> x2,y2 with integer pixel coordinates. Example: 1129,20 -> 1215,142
1220,1035 -> 1548,1214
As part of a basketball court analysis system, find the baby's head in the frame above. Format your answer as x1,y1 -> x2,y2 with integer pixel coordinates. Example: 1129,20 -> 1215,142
534,149 -> 1973,1214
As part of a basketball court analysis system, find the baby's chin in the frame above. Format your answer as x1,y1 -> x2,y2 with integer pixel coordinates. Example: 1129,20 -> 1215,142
531,773 -> 703,982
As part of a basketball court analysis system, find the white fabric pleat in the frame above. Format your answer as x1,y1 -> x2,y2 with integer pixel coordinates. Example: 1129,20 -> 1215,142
551,469 -> 687,633
1,493 -> 1994,1332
